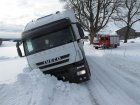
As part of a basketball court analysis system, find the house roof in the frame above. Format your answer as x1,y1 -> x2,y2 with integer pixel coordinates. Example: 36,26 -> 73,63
116,26 -> 135,32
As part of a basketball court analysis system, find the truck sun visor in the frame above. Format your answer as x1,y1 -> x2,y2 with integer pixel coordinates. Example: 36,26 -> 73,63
22,19 -> 71,39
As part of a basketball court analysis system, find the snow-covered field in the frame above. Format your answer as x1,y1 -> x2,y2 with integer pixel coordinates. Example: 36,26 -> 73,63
0,38 -> 140,105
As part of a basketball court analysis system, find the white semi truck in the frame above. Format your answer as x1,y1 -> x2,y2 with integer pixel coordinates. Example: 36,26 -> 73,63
16,10 -> 91,83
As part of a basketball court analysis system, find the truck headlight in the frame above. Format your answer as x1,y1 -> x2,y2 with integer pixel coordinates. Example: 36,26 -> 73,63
77,70 -> 86,76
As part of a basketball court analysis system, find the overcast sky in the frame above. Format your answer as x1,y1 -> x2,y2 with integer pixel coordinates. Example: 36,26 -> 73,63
0,0 -> 64,37
0,0 -> 139,37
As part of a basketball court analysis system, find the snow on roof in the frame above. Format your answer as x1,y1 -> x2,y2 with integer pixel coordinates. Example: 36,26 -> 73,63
24,9 -> 77,32
97,33 -> 118,36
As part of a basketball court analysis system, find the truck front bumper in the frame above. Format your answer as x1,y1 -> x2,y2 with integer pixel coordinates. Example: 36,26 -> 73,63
43,59 -> 90,83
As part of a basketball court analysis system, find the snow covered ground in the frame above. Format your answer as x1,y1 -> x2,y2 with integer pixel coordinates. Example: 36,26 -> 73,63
84,38 -> 140,105
0,38 -> 140,105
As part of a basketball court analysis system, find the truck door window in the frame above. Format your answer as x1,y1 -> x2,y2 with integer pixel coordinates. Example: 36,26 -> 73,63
26,40 -> 34,53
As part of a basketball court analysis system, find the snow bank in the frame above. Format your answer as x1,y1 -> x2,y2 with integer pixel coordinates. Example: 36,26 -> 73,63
0,39 -> 95,105
0,68 -> 93,105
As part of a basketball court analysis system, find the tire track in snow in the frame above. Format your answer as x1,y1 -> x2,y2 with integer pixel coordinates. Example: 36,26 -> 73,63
105,55 -> 140,88
94,58 -> 140,104
87,56 -> 140,105
82,82 -> 100,105
85,58 -> 119,105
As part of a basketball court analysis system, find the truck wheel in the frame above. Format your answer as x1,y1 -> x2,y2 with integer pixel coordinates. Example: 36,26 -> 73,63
86,64 -> 91,77
85,60 -> 91,77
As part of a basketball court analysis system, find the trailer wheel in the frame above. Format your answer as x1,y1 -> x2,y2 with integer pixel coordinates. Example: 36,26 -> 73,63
95,47 -> 98,49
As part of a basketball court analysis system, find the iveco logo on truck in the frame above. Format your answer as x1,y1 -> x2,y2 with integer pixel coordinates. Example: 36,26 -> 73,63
16,10 -> 91,83
44,57 -> 61,65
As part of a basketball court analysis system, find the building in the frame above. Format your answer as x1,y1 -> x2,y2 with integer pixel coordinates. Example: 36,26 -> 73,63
136,32 -> 140,37
116,27 -> 136,40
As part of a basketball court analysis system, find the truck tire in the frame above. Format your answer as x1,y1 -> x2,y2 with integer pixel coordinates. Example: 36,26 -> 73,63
85,59 -> 91,77
0,39 -> 2,46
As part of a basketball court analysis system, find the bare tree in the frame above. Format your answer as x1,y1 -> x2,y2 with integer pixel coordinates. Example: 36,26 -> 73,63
60,0 -> 120,44
113,0 -> 140,43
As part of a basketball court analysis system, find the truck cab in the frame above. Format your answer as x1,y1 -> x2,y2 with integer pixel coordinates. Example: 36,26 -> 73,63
16,10 -> 91,83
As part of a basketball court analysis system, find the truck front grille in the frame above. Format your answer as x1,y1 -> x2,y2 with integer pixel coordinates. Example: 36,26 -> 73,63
36,54 -> 70,69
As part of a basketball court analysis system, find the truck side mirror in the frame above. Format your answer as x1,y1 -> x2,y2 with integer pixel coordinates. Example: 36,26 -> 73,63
0,39 -> 2,46
16,42 -> 23,57
76,23 -> 85,39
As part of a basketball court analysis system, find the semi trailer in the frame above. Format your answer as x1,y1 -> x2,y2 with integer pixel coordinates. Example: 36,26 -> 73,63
16,10 -> 91,83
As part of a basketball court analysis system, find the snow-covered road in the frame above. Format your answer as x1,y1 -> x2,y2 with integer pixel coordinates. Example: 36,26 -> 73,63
84,43 -> 140,105
0,39 -> 140,105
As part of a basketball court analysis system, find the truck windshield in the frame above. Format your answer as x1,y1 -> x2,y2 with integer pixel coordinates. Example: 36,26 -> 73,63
23,27 -> 74,55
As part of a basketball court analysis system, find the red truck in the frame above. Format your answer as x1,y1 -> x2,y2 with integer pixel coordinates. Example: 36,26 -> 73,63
93,34 -> 120,49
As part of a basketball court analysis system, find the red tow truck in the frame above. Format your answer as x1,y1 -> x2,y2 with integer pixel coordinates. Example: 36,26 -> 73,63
93,34 -> 120,49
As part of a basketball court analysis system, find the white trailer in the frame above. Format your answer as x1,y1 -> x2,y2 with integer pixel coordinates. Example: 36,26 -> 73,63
110,35 -> 119,45
16,10 -> 91,83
